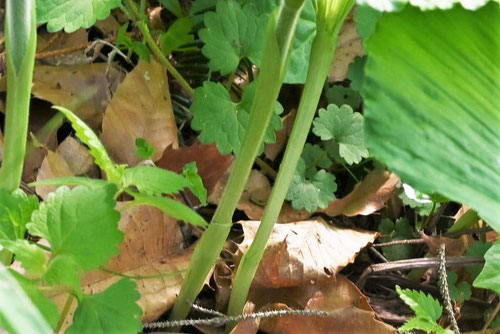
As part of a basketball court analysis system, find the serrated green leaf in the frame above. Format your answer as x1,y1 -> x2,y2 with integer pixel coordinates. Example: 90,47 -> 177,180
286,158 -> 336,212
54,106 -> 122,184
37,0 -> 121,33
123,166 -> 190,196
301,143 -> 332,179
43,255 -> 82,297
326,85 -> 362,110
347,56 -> 366,92
135,138 -> 155,160
0,267 -> 54,333
66,278 -> 142,334
466,241 -> 492,279
355,0 -> 493,12
361,4 -> 500,229
0,240 -> 47,277
0,189 -> 39,241
28,185 -> 122,271
190,81 -> 283,155
312,104 -> 368,164
400,317 -> 448,334
446,271 -> 471,302
473,241 -> 500,294
199,0 -> 267,74
183,162 -> 208,205
10,270 -> 59,329
161,17 -> 195,55
130,193 -> 208,227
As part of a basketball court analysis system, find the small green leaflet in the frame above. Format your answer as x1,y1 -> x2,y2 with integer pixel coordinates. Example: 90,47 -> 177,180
37,0 -> 121,33
473,241 -> 500,294
190,81 -> 283,155
66,278 -> 143,334
122,166 -> 191,196
347,56 -> 366,92
396,285 -> 451,334
27,185 -> 123,271
312,104 -> 368,164
445,271 -> 471,302
159,0 -> 184,17
183,162 -> 208,205
378,218 -> 414,261
326,85 -> 362,110
116,23 -> 150,61
465,240 -> 492,279
301,143 -> 332,178
160,17 -> 195,55
54,106 -> 123,184
354,6 -> 382,44
0,189 -> 39,241
286,158 -> 336,213
135,138 -> 155,160
199,0 -> 267,74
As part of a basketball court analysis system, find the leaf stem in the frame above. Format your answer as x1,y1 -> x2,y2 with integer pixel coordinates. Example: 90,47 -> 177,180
122,0 -> 194,97
56,294 -> 75,333
168,1 -> 305,326
226,1 -> 354,327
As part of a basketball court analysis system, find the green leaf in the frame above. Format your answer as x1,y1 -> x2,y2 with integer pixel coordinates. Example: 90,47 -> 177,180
466,241 -> 492,279
354,6 -> 382,43
130,193 -> 208,227
0,267 -> 53,333
378,218 -> 414,260
43,255 -> 82,297
116,23 -> 150,61
160,17 -> 195,55
399,187 -> 438,216
361,4 -> 500,229
66,278 -> 142,334
446,271 -> 471,302
347,56 -> 366,92
37,0 -> 121,33
54,106 -> 123,184
301,143 -> 332,179
29,177 -> 108,188
396,285 -> 449,334
312,104 -> 368,164
473,241 -> 500,294
123,166 -> 190,196
326,85 -> 362,110
199,0 -> 267,74
159,0 -> 184,17
183,162 -> 208,205
286,158 -> 336,213
190,81 -> 283,155
0,240 -> 47,277
28,185 -> 122,271
356,0 -> 493,12
0,189 -> 39,241
135,138 -> 155,160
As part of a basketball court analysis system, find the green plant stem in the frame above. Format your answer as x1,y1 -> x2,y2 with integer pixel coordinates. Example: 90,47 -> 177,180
122,0 -> 194,97
226,1 -> 354,327
0,0 -> 37,266
168,1 -> 305,326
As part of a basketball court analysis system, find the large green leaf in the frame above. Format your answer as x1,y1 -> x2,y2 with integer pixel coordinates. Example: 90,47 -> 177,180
361,3 -> 500,229
356,0 -> 493,11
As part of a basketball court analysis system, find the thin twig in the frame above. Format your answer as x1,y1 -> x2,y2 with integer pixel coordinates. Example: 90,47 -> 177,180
373,239 -> 426,248
438,244 -> 460,334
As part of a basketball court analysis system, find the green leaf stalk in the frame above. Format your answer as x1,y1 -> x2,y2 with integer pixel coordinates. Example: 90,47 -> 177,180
168,0 -> 305,325
226,0 -> 354,327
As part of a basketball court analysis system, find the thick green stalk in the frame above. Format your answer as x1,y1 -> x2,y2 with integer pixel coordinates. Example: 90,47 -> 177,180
0,0 -> 37,266
226,0 -> 354,326
168,0 -> 305,325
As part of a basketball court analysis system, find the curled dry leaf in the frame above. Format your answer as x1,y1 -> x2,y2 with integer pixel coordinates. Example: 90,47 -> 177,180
157,140 -> 234,196
421,233 -> 470,256
239,275 -> 394,334
53,204 -> 194,331
31,63 -> 123,128
236,220 -> 378,288
36,29 -> 91,66
101,59 -> 178,166
328,13 -> 364,83
321,170 -> 399,217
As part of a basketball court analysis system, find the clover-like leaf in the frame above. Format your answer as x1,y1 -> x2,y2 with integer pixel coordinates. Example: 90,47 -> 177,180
27,185 -> 122,271
190,81 -> 283,155
66,278 -> 142,334
313,104 -> 368,164
199,0 -> 267,74
286,158 -> 337,213
37,0 -> 121,33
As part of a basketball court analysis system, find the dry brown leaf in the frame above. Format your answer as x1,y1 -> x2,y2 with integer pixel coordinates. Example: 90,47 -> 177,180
321,170 -> 400,217
35,151 -> 74,200
244,275 -> 394,334
421,233 -> 470,256
329,13 -> 364,83
36,29 -> 90,66
157,140 -> 234,196
56,137 -> 96,176
53,204 -> 194,331
236,220 -> 378,288
101,59 -> 178,165
31,63 -> 123,128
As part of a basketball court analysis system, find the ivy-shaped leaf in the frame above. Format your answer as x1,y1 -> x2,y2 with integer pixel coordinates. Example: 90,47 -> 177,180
199,0 -> 267,74
27,185 -> 122,271
66,278 -> 142,334
190,81 -> 283,155
0,189 -> 39,241
54,106 -> 123,184
37,0 -> 121,33
312,104 -> 368,164
286,158 -> 336,213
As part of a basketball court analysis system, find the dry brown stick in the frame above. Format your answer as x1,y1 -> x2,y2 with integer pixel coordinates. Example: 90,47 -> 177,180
356,256 -> 484,289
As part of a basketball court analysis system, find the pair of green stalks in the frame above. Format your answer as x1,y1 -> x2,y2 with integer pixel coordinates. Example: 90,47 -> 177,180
170,0 -> 355,331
